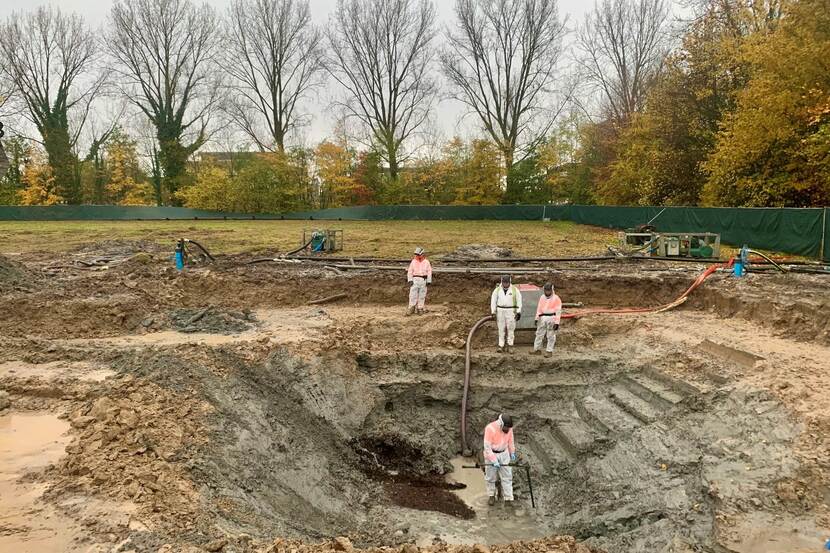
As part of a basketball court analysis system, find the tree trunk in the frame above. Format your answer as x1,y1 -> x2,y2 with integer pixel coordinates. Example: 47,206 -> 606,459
42,121 -> 78,203
387,139 -> 399,182
157,127 -> 189,204
151,146 -> 163,206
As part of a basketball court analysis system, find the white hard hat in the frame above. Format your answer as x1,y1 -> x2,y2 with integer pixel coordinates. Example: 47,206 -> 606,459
414,247 -> 425,255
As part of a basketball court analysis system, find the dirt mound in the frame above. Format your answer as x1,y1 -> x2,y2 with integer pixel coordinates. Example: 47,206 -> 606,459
0,254 -> 35,292
44,373 -> 209,539
444,244 -> 513,259
167,306 -> 256,334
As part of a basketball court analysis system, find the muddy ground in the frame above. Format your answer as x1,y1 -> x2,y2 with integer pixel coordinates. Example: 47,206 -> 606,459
0,243 -> 829,553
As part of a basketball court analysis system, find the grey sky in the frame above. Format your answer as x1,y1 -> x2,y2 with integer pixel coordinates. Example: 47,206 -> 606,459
1,0 -> 594,148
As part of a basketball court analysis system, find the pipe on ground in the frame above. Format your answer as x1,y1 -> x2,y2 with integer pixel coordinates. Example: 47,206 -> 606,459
461,315 -> 494,456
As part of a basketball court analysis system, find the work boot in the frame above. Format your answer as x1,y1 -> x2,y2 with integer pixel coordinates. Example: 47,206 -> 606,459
544,351 -> 553,358
505,345 -> 513,354
496,346 -> 504,353
488,496 -> 496,506
530,349 -> 541,356
406,306 -> 415,316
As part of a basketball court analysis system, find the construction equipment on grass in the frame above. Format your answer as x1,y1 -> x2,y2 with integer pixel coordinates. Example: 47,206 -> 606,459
302,229 -> 344,253
461,462 -> 536,508
619,230 -> 721,259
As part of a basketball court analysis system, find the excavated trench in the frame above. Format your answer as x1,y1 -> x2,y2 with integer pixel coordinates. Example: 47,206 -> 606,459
108,342 -> 804,552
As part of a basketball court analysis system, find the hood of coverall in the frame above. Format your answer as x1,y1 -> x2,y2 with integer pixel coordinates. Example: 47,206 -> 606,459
499,414 -> 513,432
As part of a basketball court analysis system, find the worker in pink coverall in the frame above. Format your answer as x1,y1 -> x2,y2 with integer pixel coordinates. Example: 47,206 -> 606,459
483,413 -> 516,506
533,282 -> 562,357
406,247 -> 432,315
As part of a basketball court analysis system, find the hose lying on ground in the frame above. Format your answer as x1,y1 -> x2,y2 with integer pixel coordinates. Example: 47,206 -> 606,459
747,249 -> 786,273
184,239 -> 215,262
561,259 -> 731,319
245,237 -> 316,264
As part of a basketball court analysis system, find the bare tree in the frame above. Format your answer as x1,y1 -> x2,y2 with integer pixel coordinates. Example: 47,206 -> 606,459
442,0 -> 568,172
681,0 -> 782,36
0,6 -> 103,203
326,0 -> 437,181
225,0 -> 325,153
108,0 -> 221,200
577,0 -> 671,126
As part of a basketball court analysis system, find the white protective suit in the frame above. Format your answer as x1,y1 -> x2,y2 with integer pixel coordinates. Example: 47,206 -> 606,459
490,285 -> 522,347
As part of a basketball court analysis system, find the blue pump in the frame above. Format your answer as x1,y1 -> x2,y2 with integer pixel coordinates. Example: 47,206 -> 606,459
733,245 -> 748,277
174,239 -> 185,271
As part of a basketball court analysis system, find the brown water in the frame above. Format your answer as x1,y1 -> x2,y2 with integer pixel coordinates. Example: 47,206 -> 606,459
435,456 -> 550,545
0,411 -> 77,552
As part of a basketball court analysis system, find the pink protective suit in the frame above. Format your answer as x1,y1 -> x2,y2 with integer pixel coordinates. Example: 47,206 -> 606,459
482,418 -> 516,501
535,293 -> 563,353
407,257 -> 432,309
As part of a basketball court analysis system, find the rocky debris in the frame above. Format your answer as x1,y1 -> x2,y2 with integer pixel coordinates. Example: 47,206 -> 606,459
46,374 -> 209,539
258,537 -> 594,553
443,244 -> 513,260
168,306 -> 256,334
0,389 -> 10,410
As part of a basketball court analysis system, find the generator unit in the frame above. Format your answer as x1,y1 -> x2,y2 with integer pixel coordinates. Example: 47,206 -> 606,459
619,231 -> 720,259
302,229 -> 344,253
515,283 -> 544,330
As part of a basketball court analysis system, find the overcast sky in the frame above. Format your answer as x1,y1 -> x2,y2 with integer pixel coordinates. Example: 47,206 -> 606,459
1,0 -> 595,148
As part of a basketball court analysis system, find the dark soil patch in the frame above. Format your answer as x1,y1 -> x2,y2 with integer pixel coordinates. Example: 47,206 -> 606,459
383,475 -> 474,520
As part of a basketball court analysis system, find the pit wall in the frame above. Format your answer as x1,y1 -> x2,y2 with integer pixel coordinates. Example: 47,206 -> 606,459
1,205 -> 827,259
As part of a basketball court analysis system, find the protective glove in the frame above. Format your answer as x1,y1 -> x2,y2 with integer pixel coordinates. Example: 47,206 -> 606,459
511,453 -> 517,463
554,323 -> 560,330
492,461 -> 500,469
534,319 -> 538,326
515,312 -> 521,321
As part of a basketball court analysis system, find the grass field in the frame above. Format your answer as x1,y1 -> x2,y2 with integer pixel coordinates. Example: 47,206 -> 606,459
0,219 -> 621,258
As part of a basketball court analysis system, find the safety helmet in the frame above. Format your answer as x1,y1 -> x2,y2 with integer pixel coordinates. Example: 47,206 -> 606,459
500,413 -> 513,430
414,247 -> 425,256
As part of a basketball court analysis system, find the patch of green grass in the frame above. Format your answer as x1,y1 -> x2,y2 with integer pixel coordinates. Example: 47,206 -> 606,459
0,219 -> 619,258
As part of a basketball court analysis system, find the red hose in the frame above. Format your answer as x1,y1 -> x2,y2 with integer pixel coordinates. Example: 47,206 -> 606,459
562,259 -> 733,319
461,315 -> 494,455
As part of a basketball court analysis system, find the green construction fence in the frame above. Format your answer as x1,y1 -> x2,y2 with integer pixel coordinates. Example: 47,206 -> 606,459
0,204 -> 827,260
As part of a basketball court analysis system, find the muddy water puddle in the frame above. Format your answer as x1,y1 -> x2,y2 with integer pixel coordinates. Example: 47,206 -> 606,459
0,411 -> 77,552
0,360 -> 113,382
408,456 -> 551,545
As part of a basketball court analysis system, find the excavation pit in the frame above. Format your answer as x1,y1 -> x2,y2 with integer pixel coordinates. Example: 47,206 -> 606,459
84,344 -> 816,551
1,260 -> 828,553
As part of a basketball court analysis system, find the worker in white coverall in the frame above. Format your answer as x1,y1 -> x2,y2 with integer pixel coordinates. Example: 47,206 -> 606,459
490,275 -> 522,353
533,282 -> 562,358
483,413 -> 517,506
406,247 -> 433,315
